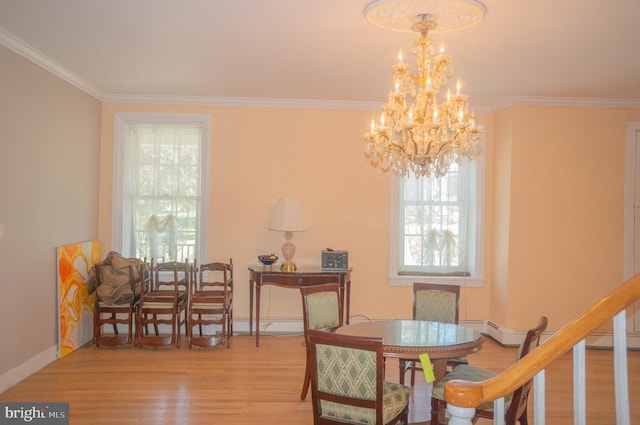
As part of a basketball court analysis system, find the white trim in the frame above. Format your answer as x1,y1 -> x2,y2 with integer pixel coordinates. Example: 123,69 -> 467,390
624,122 -> 640,332
493,96 -> 640,112
104,94 -> 383,111
0,27 -> 103,100
0,345 -> 57,393
231,318 -> 640,348
623,122 -> 640,281
3,25 -> 640,112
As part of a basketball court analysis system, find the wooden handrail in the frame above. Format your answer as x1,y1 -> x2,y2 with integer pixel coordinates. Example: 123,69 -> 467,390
445,272 -> 640,408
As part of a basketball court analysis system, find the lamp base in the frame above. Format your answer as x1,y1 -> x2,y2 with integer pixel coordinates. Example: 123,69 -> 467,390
280,261 -> 297,272
280,231 -> 297,272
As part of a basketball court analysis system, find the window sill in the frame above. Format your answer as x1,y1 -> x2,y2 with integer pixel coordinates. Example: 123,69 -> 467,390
388,275 -> 485,288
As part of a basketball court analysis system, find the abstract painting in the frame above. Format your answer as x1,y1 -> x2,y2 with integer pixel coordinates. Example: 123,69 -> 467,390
56,240 -> 101,358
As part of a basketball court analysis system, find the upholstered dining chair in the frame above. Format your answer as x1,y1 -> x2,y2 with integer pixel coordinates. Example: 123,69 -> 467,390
399,282 -> 466,386
300,282 -> 343,400
187,259 -> 233,348
430,316 -> 548,425
307,329 -> 410,425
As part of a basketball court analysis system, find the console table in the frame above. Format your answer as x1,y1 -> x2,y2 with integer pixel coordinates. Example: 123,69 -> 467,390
248,266 -> 352,346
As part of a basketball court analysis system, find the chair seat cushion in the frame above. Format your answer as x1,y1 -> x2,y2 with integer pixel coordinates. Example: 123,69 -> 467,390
431,365 -> 513,411
190,300 -> 225,309
320,381 -> 410,425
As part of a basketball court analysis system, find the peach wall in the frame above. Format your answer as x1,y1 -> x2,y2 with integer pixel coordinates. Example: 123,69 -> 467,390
99,101 -> 640,334
494,105 -> 640,330
99,103 -> 494,325
491,107 -> 513,326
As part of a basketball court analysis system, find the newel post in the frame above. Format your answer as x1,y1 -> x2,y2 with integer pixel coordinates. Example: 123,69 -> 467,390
445,379 -> 484,425
446,404 -> 475,425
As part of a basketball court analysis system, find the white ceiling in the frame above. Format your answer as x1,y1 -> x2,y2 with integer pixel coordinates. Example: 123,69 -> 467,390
1,0 -> 640,110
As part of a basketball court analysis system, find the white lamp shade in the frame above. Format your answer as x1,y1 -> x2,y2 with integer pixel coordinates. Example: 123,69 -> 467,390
269,199 -> 309,232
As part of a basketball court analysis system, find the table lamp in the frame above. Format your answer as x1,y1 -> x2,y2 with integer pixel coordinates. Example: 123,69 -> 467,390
269,198 -> 309,271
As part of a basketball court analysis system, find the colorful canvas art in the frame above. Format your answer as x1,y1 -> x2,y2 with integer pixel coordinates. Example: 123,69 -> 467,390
56,240 -> 101,358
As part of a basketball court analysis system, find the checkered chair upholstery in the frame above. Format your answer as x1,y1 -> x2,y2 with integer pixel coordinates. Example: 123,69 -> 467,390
400,283 -> 467,386
300,283 -> 343,400
308,329 -> 410,425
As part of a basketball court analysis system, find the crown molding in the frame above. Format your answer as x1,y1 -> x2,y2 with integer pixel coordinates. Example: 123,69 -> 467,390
493,96 -> 640,112
102,93 -> 385,111
0,26 -> 103,100
4,25 -> 640,113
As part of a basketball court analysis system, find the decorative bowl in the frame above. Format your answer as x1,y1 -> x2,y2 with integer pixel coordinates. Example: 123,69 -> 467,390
258,254 -> 278,265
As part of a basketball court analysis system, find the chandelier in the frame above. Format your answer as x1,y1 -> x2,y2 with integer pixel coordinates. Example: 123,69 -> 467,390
363,0 -> 485,178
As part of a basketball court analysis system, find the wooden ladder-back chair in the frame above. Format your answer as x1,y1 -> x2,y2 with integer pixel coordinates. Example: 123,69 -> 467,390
430,316 -> 548,425
136,260 -> 190,348
187,259 -> 233,348
307,328 -> 410,425
399,282 -> 466,386
92,257 -> 143,346
300,282 -> 343,400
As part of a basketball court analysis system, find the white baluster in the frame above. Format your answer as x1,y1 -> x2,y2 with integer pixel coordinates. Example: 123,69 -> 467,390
492,397 -> 504,425
573,339 -> 586,425
534,369 -> 546,425
614,311 -> 630,425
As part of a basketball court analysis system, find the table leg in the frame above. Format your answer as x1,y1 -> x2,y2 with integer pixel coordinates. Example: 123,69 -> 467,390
249,279 -> 254,337
432,358 -> 448,384
255,283 -> 261,347
345,280 -> 351,324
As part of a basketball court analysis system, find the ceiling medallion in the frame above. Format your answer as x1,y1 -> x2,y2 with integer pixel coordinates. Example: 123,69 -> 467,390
362,0 -> 486,178
364,0 -> 486,33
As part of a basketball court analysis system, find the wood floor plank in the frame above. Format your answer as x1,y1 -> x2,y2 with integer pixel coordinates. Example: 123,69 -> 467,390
1,334 -> 638,424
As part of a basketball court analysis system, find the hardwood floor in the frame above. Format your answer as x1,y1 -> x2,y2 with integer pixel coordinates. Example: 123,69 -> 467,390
1,334 -> 638,424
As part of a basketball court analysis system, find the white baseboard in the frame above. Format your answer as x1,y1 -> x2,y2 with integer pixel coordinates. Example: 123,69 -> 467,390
483,320 -> 640,349
0,345 -> 57,393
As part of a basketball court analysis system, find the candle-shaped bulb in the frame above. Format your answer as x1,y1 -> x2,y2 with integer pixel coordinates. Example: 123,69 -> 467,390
398,50 -> 403,64
433,104 -> 439,124
408,110 -> 413,125
456,79 -> 462,95
394,79 -> 400,94
380,113 -> 385,128
439,44 -> 445,54
458,107 -> 464,123
446,89 -> 451,102
426,77 -> 432,90
370,118 -> 375,133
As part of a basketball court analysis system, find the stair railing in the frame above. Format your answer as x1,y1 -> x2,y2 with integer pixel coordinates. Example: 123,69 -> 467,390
444,273 -> 640,425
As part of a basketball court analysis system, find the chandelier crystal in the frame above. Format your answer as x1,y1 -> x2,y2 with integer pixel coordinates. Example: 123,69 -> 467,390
364,12 -> 483,178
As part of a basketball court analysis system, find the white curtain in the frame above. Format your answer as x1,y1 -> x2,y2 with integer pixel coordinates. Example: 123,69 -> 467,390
124,125 -> 201,262
399,160 -> 477,276
145,214 -> 178,261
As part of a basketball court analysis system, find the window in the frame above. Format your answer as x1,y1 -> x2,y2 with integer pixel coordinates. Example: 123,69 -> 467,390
113,113 -> 210,263
389,156 -> 484,287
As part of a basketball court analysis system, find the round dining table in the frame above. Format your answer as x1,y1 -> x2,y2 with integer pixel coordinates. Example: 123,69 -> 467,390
335,319 -> 484,383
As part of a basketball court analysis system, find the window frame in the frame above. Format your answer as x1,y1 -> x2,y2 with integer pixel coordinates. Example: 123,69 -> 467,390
388,151 -> 486,288
112,112 -> 211,263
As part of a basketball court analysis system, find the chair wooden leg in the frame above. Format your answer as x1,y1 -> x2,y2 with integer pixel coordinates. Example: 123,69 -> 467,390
300,347 -> 313,400
431,397 -> 445,425
399,360 -> 406,385
300,363 -> 310,400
